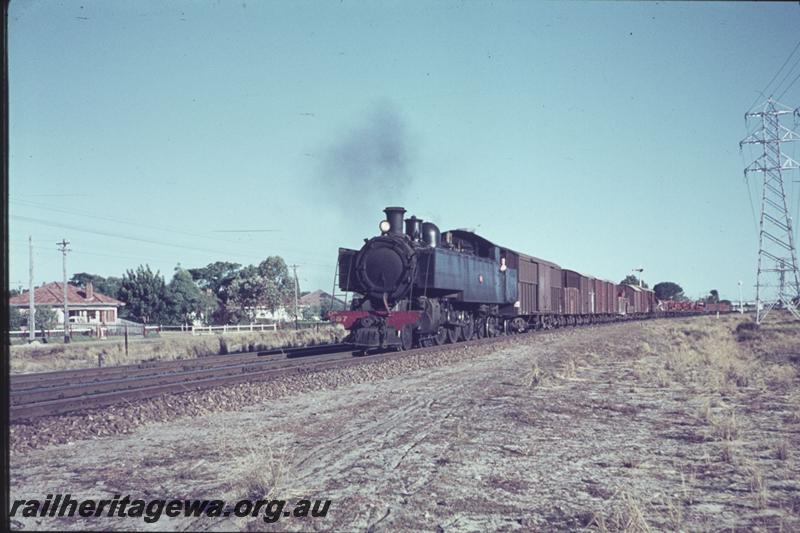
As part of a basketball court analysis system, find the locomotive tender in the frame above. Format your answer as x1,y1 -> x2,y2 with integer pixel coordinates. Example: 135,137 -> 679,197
329,207 -> 656,351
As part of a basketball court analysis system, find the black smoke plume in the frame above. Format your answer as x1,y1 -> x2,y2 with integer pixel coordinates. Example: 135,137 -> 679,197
315,103 -> 414,215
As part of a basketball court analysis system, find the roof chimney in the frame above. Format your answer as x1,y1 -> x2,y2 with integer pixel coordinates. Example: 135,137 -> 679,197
86,281 -> 94,300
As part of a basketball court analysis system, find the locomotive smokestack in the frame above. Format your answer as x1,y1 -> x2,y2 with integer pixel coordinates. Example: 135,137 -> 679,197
383,207 -> 406,235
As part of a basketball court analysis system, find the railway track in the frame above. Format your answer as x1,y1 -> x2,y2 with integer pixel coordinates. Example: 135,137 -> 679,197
10,315 -> 702,422
10,343 -> 352,392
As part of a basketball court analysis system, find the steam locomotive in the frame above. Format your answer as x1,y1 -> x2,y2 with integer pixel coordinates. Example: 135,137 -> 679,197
329,207 -> 658,352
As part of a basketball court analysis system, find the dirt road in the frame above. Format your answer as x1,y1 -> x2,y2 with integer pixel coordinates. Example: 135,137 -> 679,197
10,316 -> 800,531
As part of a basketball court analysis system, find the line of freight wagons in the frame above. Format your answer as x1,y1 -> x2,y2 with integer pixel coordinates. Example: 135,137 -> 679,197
505,250 -> 656,317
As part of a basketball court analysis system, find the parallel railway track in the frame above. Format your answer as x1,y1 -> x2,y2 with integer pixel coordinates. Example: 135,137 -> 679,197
9,343 -> 352,421
10,314 -> 705,422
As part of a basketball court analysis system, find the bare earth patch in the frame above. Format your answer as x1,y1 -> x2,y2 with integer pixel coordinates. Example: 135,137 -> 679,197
10,315 -> 800,531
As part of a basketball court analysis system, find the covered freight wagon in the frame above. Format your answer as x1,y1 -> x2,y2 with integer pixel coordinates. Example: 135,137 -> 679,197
506,251 -> 563,314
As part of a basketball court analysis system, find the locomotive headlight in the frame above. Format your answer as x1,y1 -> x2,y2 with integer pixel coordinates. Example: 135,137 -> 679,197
379,220 -> 391,234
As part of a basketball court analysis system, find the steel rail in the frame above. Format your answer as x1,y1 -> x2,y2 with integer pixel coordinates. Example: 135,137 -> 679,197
10,343 -> 351,392
9,314 -> 707,422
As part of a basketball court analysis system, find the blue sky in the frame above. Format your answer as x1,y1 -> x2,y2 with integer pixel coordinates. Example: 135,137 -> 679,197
8,1 -> 800,301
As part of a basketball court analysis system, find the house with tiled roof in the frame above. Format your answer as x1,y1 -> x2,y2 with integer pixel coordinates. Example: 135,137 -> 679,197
9,282 -> 124,325
298,290 -> 345,309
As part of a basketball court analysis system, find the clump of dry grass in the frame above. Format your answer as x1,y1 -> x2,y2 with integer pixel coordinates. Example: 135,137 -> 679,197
634,317 -> 796,395
735,320 -> 760,342
223,435 -> 303,505
720,440 -> 738,464
764,364 -> 797,386
742,460 -> 768,509
10,325 -> 346,374
775,440 -> 789,461
524,362 -> 544,388
590,491 -> 652,533
679,469 -> 695,505
710,409 -> 740,442
557,358 -> 577,380
621,456 -> 643,469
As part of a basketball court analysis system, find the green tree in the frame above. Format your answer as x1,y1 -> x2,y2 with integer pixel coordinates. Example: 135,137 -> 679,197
118,265 -> 169,324
707,289 -> 720,304
653,281 -> 685,301
188,261 -> 241,324
34,306 -> 58,330
620,275 -> 648,289
70,272 -> 123,299
257,256 -> 295,315
166,267 -> 206,325
10,307 -> 26,329
226,265 -> 267,323
188,262 -> 241,294
302,304 -> 321,321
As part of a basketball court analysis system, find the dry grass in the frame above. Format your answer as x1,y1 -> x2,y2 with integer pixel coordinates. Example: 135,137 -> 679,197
523,361 -> 544,388
590,491 -> 653,533
557,357 -> 577,380
742,459 -> 769,509
10,325 -> 346,374
586,314 -> 798,530
630,315 -> 800,396
709,409 -> 740,442
776,440 -> 789,461
233,440 -> 292,502
720,440 -> 738,465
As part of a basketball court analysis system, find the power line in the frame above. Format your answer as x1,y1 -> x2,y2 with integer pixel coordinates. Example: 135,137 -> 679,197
749,39 -> 800,111
10,202 -> 334,267
11,214 -> 269,260
777,68 -> 800,101
772,42 -> 800,88
10,198 -> 240,245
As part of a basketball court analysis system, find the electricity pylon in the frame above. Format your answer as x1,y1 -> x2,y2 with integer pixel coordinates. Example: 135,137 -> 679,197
740,98 -> 800,323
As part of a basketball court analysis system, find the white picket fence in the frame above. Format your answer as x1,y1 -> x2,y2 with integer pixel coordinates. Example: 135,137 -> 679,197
188,323 -> 278,336
9,324 -> 161,340
9,323 -> 278,340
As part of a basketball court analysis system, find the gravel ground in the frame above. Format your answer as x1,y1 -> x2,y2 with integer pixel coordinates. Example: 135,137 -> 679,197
10,316 -> 800,531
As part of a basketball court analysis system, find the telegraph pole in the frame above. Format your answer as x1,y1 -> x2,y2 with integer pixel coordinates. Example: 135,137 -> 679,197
291,264 -> 299,330
28,236 -> 35,342
740,98 -> 800,323
57,239 -> 71,343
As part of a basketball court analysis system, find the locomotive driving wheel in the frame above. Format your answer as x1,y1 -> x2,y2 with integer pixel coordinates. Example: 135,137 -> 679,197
462,315 -> 475,340
475,318 -> 486,339
434,326 -> 448,346
510,317 -> 526,334
446,326 -> 461,344
399,324 -> 414,351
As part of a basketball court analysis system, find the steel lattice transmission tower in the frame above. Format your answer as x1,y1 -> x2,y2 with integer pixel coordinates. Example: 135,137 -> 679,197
740,98 -> 800,323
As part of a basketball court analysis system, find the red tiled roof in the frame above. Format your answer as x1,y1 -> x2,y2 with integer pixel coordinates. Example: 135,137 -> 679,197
9,282 -> 124,307
298,289 -> 344,307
